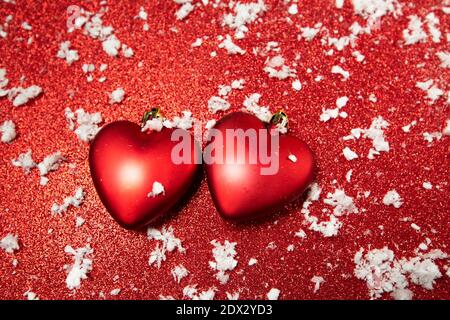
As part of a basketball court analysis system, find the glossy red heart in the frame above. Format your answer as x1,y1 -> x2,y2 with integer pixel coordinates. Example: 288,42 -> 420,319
89,121 -> 200,229
204,112 -> 315,220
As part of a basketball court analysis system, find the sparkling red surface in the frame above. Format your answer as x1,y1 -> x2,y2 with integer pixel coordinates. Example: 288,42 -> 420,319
0,0 -> 449,300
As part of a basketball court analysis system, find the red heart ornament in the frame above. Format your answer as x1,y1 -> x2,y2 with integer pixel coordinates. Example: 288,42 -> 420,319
204,112 -> 315,220
89,121 -> 200,229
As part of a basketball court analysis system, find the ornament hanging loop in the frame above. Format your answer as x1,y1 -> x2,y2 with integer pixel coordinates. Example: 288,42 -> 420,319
142,107 -> 163,127
270,110 -> 289,131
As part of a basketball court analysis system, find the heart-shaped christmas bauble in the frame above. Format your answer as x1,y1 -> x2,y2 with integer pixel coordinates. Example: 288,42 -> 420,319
204,112 -> 315,220
89,121 -> 200,229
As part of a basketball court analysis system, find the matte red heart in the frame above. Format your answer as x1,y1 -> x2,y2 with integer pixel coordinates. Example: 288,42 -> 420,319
89,121 -> 200,229
204,112 -> 315,220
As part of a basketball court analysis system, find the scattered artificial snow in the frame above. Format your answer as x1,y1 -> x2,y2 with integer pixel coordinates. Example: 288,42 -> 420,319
343,147 -> 358,161
266,242 -> 276,250
288,4 -> 298,15
292,79 -> 302,91
102,35 -> 121,57
416,79 -> 444,104
37,151 -> 65,185
354,247 -> 409,299
222,0 -> 267,39
352,0 -> 401,23
171,264 -> 189,283
328,35 -> 352,52
69,8 -> 132,58
402,250 -> 447,290
354,247 -> 448,299
51,187 -> 85,215
208,96 -> 231,113
56,41 -> 79,64
331,65 -> 350,80
8,85 -> 42,107
209,240 -> 238,284
403,15 -> 427,45
320,96 -> 349,122
163,111 -> 194,130
99,63 -> 108,72
300,24 -> 322,41
110,288 -> 121,296
402,120 -> 417,133
425,12 -> 441,43
418,239 -> 431,252
295,229 -> 307,238
320,108 -> 343,122
346,169 -> 353,182
82,63 -> 95,74
423,131 -> 442,145
218,35 -> 245,55
147,181 -> 165,198
312,215 -> 343,237
248,258 -> 258,266
175,1 -> 195,21
336,96 -> 349,108
422,182 -> 432,190
267,288 -> 280,300
436,51 -> 450,68
64,244 -> 93,290
0,68 -> 8,96
264,55 -> 296,80
324,189 -> 358,216
300,183 -> 344,237
352,50 -> 365,62
391,288 -> 413,300
191,37 -> 203,47
218,79 -> 245,97
147,226 -> 185,268
75,216 -> 85,228
226,291 -> 240,300
121,44 -> 134,58
218,85 -> 232,97
12,150 -> 36,173
183,284 -> 216,300
0,234 -> 19,253
137,6 -> 148,21
343,116 -> 390,159
382,190 -> 403,208
65,108 -> 102,142
243,93 -> 272,122
443,120 -> 450,136
23,290 -> 39,300
311,276 -> 325,293
0,119 -> 16,143
109,88 -> 125,104
142,118 -> 164,132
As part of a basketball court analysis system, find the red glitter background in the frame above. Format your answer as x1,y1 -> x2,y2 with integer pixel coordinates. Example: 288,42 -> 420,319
0,0 -> 449,300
